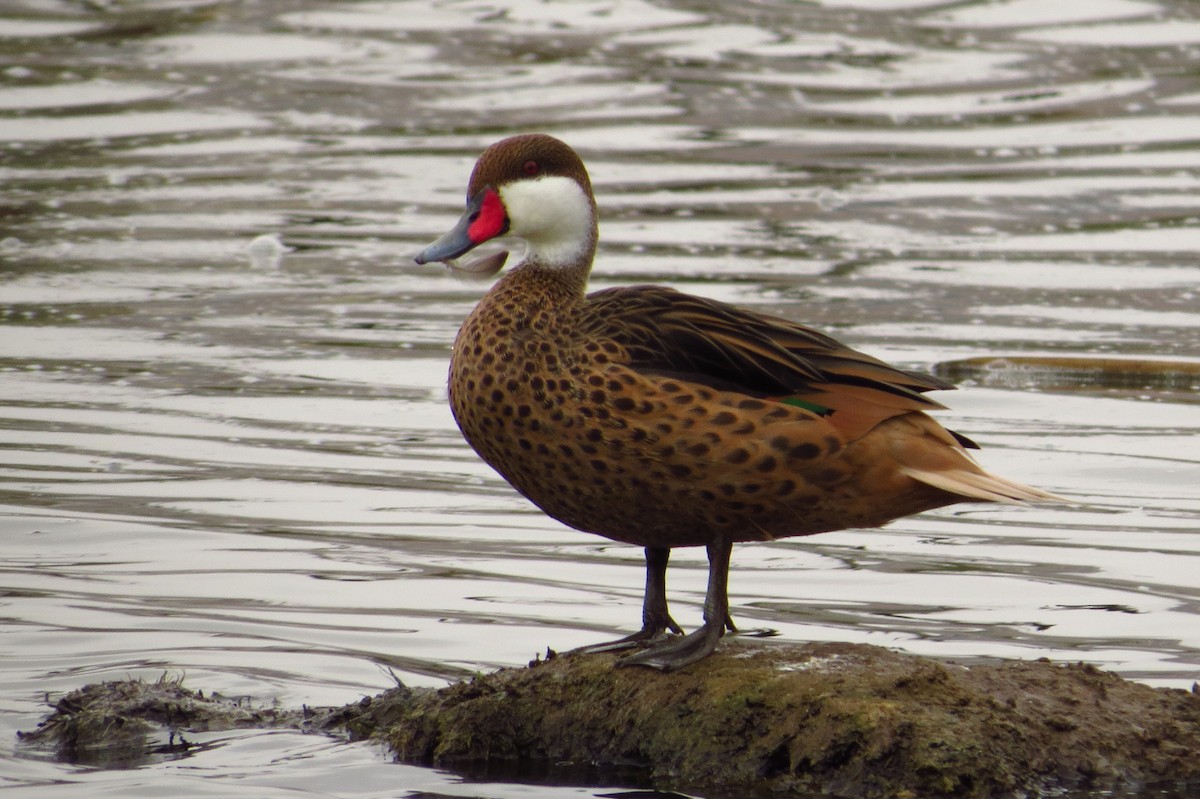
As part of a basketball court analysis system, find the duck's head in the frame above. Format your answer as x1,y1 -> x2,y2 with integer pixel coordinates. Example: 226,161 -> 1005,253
415,134 -> 598,278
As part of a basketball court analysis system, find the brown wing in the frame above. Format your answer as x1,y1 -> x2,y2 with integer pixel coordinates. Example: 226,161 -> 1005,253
581,285 -> 971,444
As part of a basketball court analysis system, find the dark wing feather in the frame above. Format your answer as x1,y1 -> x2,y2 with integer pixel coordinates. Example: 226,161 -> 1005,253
581,285 -> 951,408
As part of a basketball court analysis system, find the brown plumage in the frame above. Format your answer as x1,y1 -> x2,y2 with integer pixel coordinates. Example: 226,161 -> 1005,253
415,133 -> 1062,670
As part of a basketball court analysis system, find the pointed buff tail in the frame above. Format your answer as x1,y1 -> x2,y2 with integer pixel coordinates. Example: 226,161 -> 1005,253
900,464 -> 1066,505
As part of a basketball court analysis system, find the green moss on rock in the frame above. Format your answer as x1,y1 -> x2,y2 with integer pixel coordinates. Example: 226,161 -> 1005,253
20,642 -> 1200,797
349,642 -> 1200,797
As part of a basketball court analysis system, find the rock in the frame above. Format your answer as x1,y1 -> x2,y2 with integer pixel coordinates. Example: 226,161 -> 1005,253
18,676 -> 306,767
19,642 -> 1200,797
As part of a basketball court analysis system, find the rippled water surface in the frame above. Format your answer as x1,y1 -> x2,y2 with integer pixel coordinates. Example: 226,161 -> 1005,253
2,0 -> 1199,796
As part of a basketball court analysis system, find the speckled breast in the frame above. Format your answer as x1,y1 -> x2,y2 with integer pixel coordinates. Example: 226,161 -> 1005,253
445,270 -> 959,548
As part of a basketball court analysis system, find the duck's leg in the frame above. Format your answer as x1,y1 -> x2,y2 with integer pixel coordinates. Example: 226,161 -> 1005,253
574,547 -> 684,654
618,537 -> 733,671
636,547 -> 686,637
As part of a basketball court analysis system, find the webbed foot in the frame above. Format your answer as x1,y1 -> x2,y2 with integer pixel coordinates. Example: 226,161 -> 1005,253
572,612 -> 685,655
616,618 -> 724,671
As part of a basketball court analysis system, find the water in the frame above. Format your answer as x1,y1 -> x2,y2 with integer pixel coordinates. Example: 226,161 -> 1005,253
1,0 -> 1198,796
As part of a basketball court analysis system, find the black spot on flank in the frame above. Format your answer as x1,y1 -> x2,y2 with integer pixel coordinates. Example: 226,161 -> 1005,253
791,443 -> 821,460
725,448 -> 750,465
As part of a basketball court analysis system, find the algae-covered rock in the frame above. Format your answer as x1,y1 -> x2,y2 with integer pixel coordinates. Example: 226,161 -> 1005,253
20,642 -> 1200,797
345,641 -> 1200,798
18,675 -> 309,767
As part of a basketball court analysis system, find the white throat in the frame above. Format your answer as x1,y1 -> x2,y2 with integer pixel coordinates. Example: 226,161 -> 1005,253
498,176 -> 595,269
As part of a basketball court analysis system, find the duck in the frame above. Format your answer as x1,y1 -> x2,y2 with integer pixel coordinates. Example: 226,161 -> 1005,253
414,133 -> 1061,671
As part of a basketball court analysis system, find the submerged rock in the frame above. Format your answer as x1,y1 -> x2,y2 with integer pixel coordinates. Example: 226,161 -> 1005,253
20,642 -> 1200,797
18,676 -> 307,768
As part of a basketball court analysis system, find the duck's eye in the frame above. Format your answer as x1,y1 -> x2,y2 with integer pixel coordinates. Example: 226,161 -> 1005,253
522,160 -> 539,176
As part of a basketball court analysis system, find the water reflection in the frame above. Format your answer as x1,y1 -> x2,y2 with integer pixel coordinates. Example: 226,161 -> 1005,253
2,0 -> 1198,796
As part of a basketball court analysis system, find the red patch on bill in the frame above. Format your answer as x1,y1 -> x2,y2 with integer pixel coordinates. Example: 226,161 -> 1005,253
468,189 -> 508,244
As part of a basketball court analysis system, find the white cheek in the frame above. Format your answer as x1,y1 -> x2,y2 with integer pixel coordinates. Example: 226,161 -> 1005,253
499,176 -> 594,267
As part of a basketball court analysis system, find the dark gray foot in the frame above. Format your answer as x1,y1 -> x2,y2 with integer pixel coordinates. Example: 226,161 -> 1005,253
732,626 -> 780,638
572,613 -> 685,655
616,619 -> 724,671
575,546 -> 685,655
